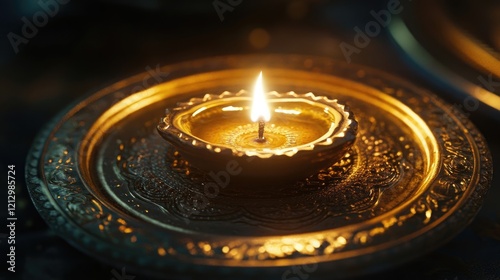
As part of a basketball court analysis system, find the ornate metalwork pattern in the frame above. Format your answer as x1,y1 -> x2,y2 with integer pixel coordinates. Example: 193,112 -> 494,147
25,55 -> 492,279
112,109 -> 414,236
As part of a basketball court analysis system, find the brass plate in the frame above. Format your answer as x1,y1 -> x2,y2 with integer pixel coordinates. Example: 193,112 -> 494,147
26,55 -> 492,279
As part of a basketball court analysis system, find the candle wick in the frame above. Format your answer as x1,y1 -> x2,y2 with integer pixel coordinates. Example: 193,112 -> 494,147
256,118 -> 266,143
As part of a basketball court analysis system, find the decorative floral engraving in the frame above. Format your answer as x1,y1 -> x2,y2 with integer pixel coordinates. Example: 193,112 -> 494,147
115,109 -> 410,235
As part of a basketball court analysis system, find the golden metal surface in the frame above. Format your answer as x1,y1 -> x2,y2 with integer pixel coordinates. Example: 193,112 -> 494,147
26,55 -> 492,278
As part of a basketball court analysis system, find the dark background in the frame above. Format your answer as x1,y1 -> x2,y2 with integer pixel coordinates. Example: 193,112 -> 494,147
0,0 -> 499,279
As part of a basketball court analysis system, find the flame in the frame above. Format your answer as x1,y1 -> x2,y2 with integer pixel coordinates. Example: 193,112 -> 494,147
251,71 -> 271,122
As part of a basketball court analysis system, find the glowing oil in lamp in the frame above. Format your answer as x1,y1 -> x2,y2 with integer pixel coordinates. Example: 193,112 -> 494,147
187,72 -> 335,153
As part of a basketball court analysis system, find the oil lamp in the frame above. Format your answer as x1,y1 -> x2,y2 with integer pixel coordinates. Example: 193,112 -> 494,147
157,71 -> 358,185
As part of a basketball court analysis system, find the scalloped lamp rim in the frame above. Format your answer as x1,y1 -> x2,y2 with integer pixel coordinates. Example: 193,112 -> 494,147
157,90 -> 358,159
